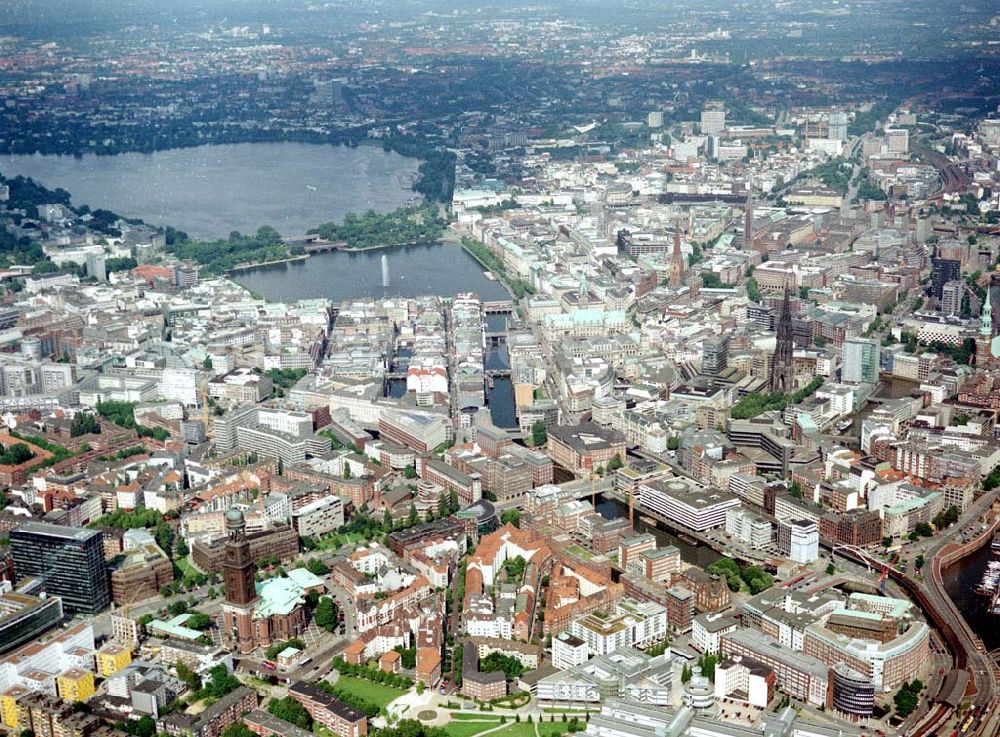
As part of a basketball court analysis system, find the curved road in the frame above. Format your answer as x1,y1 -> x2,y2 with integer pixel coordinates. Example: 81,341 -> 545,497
923,491 -> 999,736
833,491 -> 999,736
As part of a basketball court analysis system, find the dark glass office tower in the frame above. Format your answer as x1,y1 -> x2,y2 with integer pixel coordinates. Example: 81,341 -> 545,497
10,522 -> 111,615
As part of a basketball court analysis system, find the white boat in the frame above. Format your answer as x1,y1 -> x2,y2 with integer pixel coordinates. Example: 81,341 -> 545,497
484,271 -> 497,281
975,561 -> 1000,595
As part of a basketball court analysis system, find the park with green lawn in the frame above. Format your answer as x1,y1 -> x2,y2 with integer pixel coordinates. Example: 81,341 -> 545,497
442,719 -> 503,737
441,716 -> 576,737
331,676 -> 407,711
174,556 -> 196,577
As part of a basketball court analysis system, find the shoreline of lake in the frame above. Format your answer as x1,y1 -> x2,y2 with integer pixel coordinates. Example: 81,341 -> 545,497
231,239 -> 510,303
1,142 -> 422,240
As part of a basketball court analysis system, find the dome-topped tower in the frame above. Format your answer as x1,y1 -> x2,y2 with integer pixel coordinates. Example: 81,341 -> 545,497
222,506 -> 255,610
225,506 -> 246,537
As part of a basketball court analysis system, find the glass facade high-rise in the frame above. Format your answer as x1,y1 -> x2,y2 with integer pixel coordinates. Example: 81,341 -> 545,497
930,257 -> 960,299
702,335 -> 729,383
10,522 -> 111,615
0,593 -> 64,655
828,111 -> 848,142
842,338 -> 880,385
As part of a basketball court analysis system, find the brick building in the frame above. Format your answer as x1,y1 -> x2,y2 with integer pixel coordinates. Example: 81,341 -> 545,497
818,509 -> 882,547
160,686 -> 257,737
461,644 -> 506,701
110,542 -> 174,604
665,586 -> 695,633
191,523 -> 299,573
288,682 -> 368,737
546,423 -> 626,474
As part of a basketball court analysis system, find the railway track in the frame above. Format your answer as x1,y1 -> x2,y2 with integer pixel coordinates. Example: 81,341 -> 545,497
906,702 -> 949,737
919,146 -> 971,194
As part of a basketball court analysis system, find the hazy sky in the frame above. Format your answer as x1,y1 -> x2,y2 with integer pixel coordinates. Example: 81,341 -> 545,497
0,0 -> 987,40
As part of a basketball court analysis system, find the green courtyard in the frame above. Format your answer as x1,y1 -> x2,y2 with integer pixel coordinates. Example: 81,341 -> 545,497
331,676 -> 407,710
443,719 -> 572,737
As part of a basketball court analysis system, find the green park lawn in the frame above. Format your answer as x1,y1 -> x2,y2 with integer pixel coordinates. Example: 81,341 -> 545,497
313,531 -> 367,551
174,556 -> 196,577
332,676 -> 406,709
537,724 -> 572,737
443,721 -> 503,737
443,717 -> 571,737
496,724 -> 567,737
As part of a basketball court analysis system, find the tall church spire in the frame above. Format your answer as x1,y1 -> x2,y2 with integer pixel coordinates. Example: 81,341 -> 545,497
977,285 -> 997,366
669,222 -> 684,288
770,285 -> 794,394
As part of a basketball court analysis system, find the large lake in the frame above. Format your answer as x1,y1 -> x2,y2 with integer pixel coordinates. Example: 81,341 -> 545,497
1,142 -> 421,240
234,241 -> 510,303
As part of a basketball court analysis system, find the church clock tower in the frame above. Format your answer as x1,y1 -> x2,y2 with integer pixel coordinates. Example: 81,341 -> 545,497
223,507 -> 255,605
221,507 -> 258,654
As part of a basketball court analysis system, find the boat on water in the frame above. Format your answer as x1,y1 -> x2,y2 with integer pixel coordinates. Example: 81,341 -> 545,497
484,271 -> 498,281
835,419 -> 853,433
975,560 -> 1000,596
991,532 -> 1000,556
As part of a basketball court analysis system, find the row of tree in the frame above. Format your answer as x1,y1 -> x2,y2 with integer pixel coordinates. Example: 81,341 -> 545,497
706,557 -> 774,595
95,399 -> 171,441
310,204 -> 445,249
330,656 -> 414,689
480,651 -> 528,680
893,679 -> 924,717
730,377 -> 825,420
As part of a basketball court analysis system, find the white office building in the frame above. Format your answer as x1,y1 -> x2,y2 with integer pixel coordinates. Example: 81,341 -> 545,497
724,507 -> 772,549
715,654 -> 771,707
885,128 -> 909,154
692,612 -> 739,656
639,479 -> 741,531
701,108 -> 726,135
570,598 -> 668,656
159,368 -> 199,407
829,111 -> 849,142
778,519 -> 820,564
552,632 -> 590,671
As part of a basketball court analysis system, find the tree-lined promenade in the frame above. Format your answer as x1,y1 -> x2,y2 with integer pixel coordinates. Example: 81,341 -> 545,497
163,206 -> 447,276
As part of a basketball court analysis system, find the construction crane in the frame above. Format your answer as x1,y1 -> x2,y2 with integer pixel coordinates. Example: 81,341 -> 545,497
878,552 -> 899,595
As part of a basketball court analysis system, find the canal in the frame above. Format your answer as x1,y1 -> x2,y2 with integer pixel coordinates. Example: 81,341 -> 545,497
849,376 -> 923,435
596,496 -> 722,568
942,542 -> 1000,652
485,313 -> 508,334
384,309 -> 515,428
485,342 -> 516,430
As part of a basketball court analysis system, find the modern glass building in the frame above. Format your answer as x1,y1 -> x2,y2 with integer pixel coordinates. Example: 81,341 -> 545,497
0,592 -> 64,655
10,522 -> 110,615
828,662 -> 875,720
